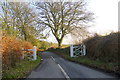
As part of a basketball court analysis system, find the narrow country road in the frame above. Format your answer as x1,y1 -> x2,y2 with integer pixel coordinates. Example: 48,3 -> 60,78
27,52 -> 117,79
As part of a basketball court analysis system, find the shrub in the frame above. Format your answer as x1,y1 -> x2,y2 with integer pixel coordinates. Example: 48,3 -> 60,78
21,41 -> 33,50
1,36 -> 22,69
83,32 -> 119,63
1,36 -> 34,70
21,41 -> 33,55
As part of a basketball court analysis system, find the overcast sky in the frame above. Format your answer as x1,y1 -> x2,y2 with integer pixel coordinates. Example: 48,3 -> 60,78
87,0 -> 119,35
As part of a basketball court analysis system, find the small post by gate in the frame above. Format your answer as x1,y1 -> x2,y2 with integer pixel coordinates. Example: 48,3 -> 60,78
83,45 -> 86,56
70,44 -> 86,57
33,46 -> 36,60
70,45 -> 73,57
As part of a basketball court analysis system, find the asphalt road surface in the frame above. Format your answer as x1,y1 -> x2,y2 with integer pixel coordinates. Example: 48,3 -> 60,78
27,52 -> 117,79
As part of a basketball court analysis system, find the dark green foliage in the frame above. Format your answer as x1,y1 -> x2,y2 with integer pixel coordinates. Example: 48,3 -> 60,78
84,32 -> 119,63
38,41 -> 51,50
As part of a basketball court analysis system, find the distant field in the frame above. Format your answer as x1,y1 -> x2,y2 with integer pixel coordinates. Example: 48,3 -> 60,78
38,40 -> 69,51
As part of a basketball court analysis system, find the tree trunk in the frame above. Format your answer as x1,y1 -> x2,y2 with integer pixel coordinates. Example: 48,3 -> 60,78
57,39 -> 62,48
53,32 -> 64,48
58,41 -> 61,48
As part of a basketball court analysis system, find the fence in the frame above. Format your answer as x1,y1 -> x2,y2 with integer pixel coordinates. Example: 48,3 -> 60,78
21,46 -> 37,60
70,44 -> 86,57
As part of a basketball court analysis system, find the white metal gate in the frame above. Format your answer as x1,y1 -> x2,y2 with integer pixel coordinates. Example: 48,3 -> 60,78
21,46 -> 37,60
70,45 -> 86,57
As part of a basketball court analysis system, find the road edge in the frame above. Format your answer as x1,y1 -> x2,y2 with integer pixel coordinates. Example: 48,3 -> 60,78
50,51 -> 120,78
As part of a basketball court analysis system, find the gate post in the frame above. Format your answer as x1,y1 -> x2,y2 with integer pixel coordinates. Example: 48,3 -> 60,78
70,45 -> 73,57
21,48 -> 24,59
33,46 -> 37,60
83,45 -> 86,56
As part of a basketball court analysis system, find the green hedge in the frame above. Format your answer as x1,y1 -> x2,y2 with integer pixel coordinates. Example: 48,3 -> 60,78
84,32 -> 119,63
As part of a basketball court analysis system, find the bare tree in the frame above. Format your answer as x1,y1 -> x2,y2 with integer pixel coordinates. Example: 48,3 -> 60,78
70,27 -> 90,45
0,2 -> 41,41
36,1 -> 93,48
0,2 -> 11,35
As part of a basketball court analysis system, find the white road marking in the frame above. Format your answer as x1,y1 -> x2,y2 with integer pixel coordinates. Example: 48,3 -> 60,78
51,56 -> 55,61
41,59 -> 43,61
51,56 -> 70,79
57,64 -> 70,80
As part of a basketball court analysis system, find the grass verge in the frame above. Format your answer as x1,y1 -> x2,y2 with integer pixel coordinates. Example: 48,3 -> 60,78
2,56 -> 41,79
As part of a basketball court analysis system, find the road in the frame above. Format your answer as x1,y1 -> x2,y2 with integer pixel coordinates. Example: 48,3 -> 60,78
27,51 -> 117,79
